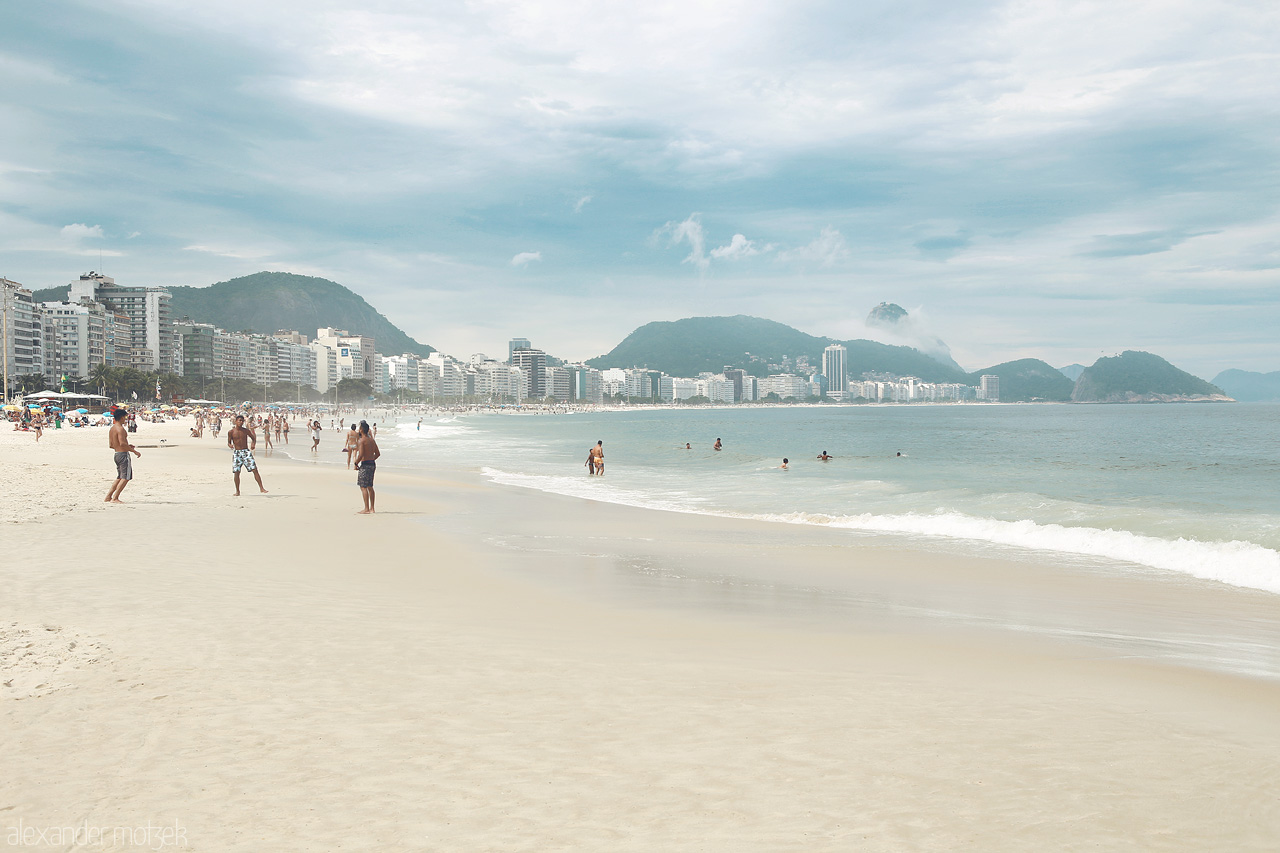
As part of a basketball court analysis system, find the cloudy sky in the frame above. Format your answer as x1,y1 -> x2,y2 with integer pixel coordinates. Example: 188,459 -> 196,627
2,1 -> 1277,377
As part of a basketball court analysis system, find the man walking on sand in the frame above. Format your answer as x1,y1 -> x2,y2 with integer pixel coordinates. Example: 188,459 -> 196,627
228,414 -> 268,496
353,420 -> 380,514
105,408 -> 141,503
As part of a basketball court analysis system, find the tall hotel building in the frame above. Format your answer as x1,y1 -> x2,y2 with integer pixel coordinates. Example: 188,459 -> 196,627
822,343 -> 848,400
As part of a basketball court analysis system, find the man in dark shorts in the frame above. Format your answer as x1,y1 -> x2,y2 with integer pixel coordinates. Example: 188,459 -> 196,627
228,414 -> 268,496
105,408 -> 140,503
353,419 -> 380,514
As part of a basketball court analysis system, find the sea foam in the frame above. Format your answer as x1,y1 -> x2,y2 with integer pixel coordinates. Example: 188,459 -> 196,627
480,467 -> 1280,595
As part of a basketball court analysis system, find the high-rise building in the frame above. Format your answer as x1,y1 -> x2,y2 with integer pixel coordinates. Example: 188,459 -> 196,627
979,374 -> 1000,402
508,337 -> 531,364
822,344 -> 847,400
722,367 -> 748,402
1,278 -> 44,387
176,321 -> 218,380
68,272 -> 174,373
41,300 -> 118,381
511,347 -> 547,398
311,342 -> 339,393
315,328 -> 378,380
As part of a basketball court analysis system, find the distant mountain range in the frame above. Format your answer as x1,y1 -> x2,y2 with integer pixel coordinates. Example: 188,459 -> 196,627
586,315 -> 970,384
34,271 -> 434,358
28,271 -> 1260,402
588,315 -> 1234,403
1211,369 -> 1280,402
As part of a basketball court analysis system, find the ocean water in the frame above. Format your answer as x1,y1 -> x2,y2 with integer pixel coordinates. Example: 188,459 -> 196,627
386,403 -> 1280,596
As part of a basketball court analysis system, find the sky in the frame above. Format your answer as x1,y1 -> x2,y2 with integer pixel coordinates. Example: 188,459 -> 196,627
2,0 -> 1278,378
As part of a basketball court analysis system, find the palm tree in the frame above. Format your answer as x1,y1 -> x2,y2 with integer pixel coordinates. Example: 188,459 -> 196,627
89,362 -> 113,396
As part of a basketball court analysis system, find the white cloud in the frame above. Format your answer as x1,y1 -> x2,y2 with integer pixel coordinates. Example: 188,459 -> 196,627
777,227 -> 850,267
660,214 -> 709,271
61,223 -> 103,241
511,250 -> 542,266
183,243 -> 273,260
710,233 -> 763,260
574,195 -> 592,213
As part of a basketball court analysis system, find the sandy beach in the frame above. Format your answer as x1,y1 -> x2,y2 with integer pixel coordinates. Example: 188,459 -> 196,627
3,418 -> 1280,851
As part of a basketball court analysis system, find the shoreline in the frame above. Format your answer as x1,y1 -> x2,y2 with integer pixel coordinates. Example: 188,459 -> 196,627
4,419 -> 1280,849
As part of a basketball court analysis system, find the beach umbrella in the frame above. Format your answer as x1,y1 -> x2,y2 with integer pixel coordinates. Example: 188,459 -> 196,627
77,408 -> 88,413
2,404 -> 20,411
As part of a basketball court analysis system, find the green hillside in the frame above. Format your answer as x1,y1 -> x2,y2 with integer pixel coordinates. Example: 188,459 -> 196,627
35,271 -> 433,357
587,315 -> 968,382
968,359 -> 1075,402
1072,351 -> 1227,402
1211,369 -> 1280,402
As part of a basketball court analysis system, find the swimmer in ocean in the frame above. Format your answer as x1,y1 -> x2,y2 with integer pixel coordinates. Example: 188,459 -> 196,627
714,438 -> 722,451
778,458 -> 789,469
817,451 -> 833,461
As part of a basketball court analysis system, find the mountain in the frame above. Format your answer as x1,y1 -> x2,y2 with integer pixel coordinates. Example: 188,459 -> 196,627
586,315 -> 969,382
1057,363 -> 1087,381
864,301 -> 962,370
35,271 -> 434,357
1072,351 -> 1231,403
969,359 -> 1075,402
1211,369 -> 1280,402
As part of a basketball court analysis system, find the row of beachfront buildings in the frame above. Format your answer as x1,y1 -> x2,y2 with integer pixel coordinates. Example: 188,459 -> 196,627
3,273 -> 999,403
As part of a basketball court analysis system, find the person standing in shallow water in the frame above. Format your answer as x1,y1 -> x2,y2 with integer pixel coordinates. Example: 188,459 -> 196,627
353,420 -> 380,514
590,440 -> 604,475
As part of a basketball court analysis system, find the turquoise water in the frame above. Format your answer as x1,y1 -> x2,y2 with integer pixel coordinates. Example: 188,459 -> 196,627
388,404 -> 1280,595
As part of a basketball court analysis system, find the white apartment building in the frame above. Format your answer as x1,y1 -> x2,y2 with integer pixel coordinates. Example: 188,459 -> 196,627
383,354 -> 421,393
311,342 -> 339,393
759,373 -> 808,400
68,272 -> 174,373
315,327 -> 377,380
979,374 -> 1000,401
2,278 -> 45,383
41,300 -> 118,380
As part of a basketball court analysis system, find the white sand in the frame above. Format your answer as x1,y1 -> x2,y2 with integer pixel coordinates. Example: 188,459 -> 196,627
3,419 -> 1279,851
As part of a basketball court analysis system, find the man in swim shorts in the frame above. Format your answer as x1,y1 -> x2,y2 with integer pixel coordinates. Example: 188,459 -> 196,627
228,414 -> 268,496
105,408 -> 140,503
353,420 -> 380,514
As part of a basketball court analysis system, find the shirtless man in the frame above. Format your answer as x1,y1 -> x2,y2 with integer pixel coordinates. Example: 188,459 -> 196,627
228,414 -> 268,495
590,440 -> 604,476
714,437 -> 722,451
105,408 -> 141,503
353,420 -> 380,514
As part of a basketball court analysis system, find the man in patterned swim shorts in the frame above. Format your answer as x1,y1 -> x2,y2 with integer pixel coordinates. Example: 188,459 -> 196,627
227,414 -> 268,496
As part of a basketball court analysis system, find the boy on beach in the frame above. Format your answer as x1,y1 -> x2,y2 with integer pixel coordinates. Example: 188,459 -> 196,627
105,408 -> 141,503
228,414 -> 268,496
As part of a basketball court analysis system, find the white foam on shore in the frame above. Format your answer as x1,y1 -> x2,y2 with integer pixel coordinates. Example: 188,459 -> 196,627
480,467 -> 1280,596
